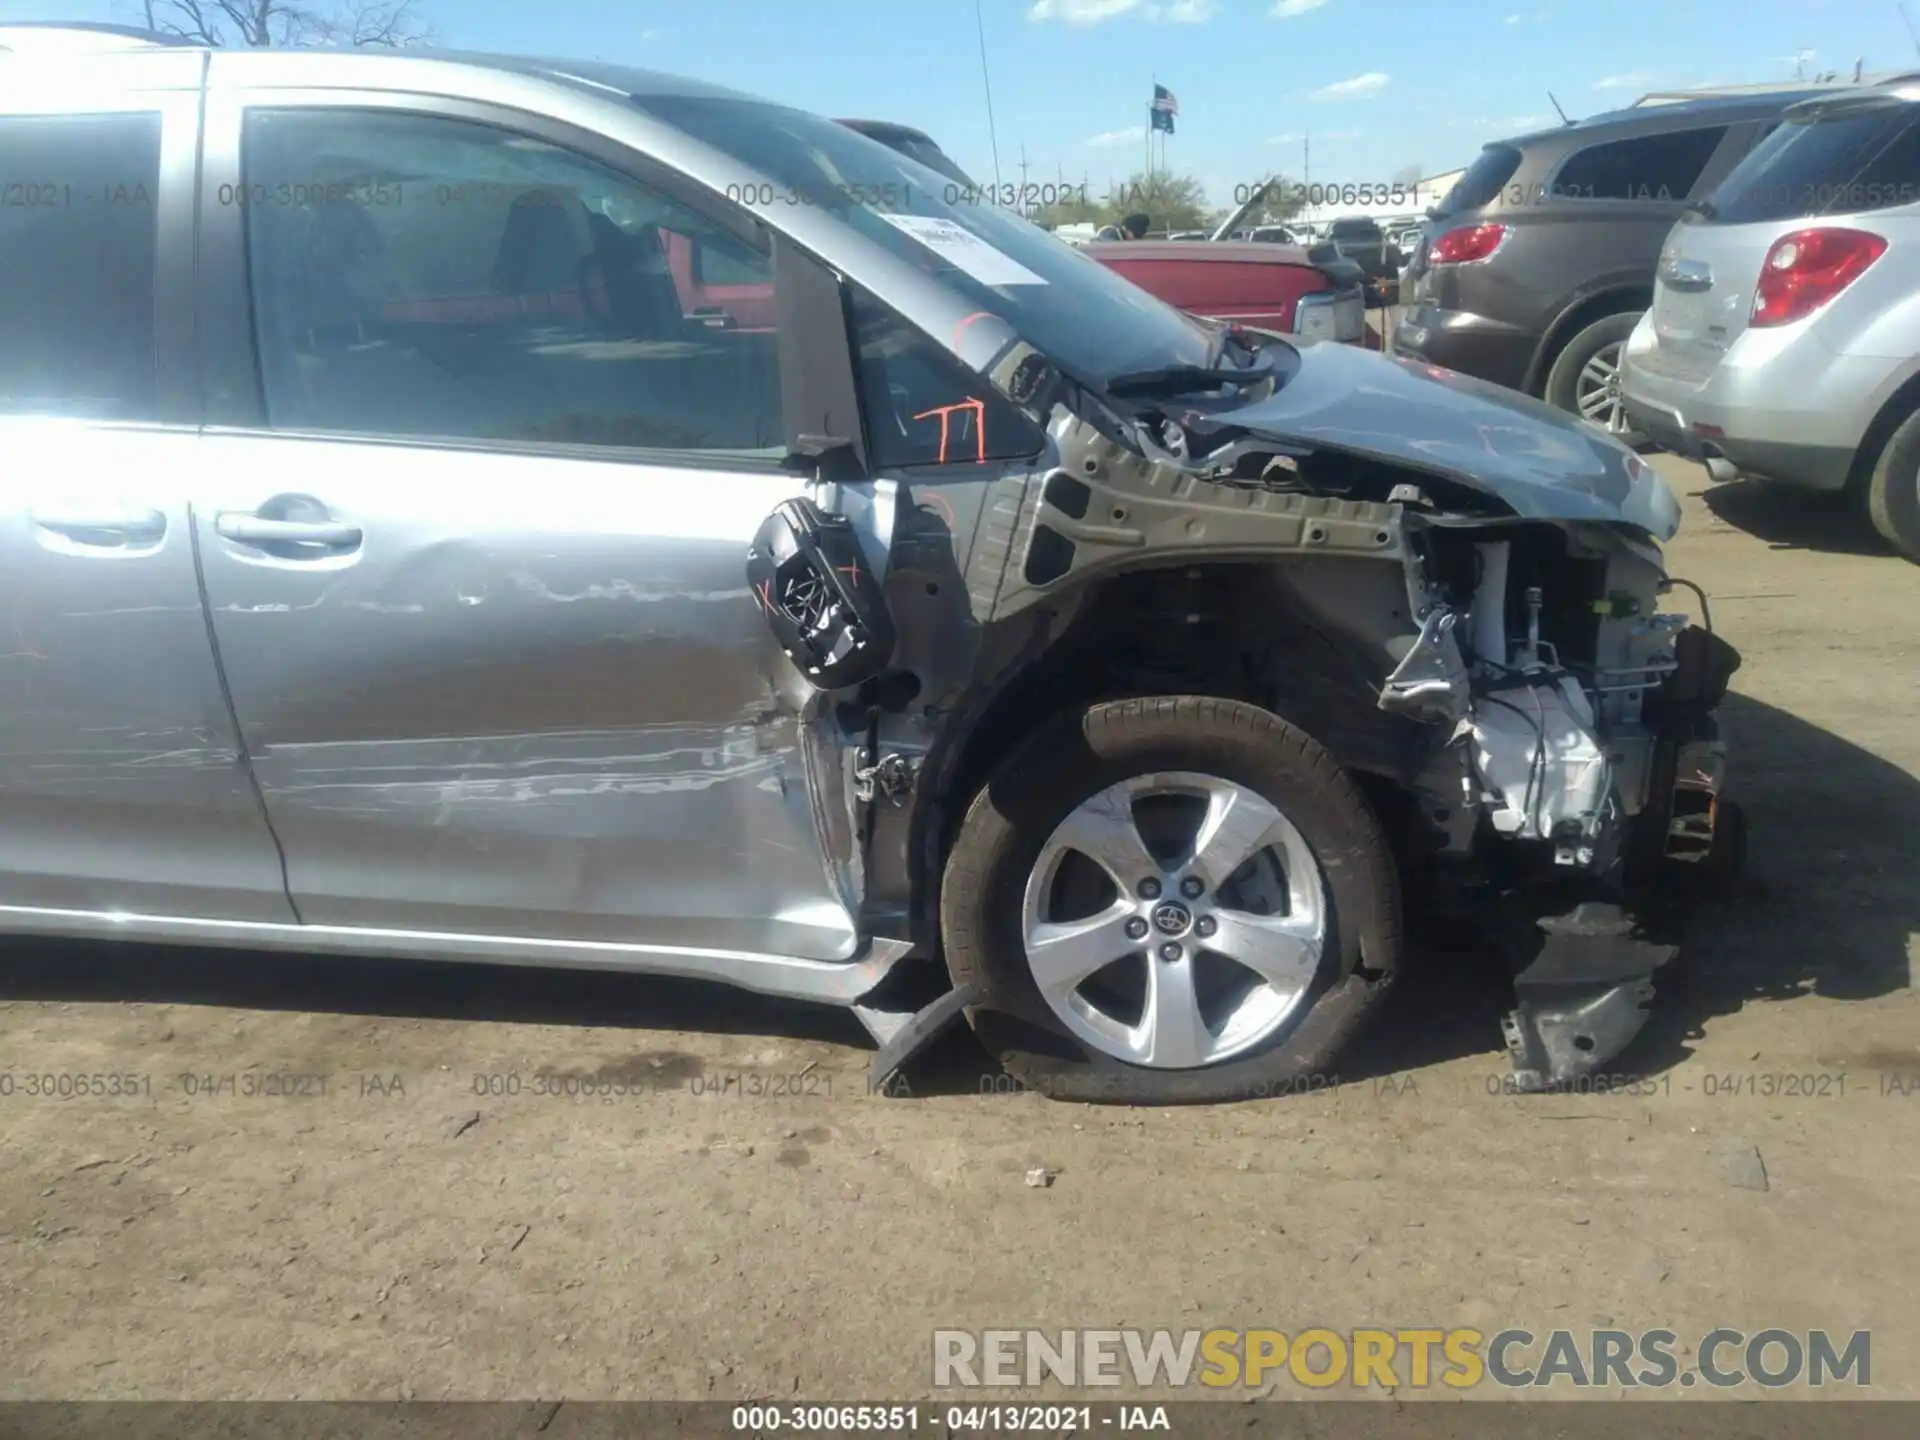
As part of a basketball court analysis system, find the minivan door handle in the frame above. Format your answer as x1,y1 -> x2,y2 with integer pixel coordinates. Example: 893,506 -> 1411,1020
32,506 -> 167,544
215,515 -> 363,547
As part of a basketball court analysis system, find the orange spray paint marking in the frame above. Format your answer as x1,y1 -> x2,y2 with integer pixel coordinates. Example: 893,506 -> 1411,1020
911,397 -> 989,465
950,310 -> 996,353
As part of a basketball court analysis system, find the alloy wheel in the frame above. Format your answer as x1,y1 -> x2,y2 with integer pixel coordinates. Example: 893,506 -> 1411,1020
1575,341 -> 1630,435
1019,771 -> 1327,1069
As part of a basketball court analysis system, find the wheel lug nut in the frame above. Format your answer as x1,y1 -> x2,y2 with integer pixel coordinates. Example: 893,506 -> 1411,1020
1180,876 -> 1204,899
1158,942 -> 1183,963
1137,878 -> 1162,900
1124,917 -> 1149,941
1195,916 -> 1217,939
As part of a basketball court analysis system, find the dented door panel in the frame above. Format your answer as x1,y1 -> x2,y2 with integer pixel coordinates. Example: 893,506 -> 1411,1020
0,425 -> 293,921
191,433 -> 861,960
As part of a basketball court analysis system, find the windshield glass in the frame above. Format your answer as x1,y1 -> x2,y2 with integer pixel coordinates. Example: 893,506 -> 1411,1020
1702,100 -> 1920,224
630,93 -> 1214,384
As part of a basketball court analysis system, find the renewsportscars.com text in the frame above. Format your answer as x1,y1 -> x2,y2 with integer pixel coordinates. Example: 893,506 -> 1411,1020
932,1327 -> 1871,1391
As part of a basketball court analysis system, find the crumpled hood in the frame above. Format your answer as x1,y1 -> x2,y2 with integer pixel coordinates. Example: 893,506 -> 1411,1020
1220,341 -> 1681,540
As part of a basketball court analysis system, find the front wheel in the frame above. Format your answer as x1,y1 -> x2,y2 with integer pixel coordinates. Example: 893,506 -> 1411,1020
940,697 -> 1402,1104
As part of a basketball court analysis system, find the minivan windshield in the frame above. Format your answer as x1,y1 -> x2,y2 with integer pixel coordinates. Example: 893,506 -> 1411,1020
1701,97 -> 1920,224
631,93 -> 1215,385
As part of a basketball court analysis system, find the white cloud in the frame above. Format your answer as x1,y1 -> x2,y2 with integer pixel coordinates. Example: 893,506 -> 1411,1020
1307,71 -> 1389,100
1087,125 -> 1148,147
1029,0 -> 1217,21
1447,113 -> 1552,131
1592,71 -> 1654,90
639,28 -> 661,40
1267,130 -> 1303,144
1504,11 -> 1522,20
1272,0 -> 1330,15
1030,0 -> 1144,22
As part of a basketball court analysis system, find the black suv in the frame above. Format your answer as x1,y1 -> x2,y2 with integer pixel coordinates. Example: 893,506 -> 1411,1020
1396,91 -> 1827,435
1326,216 -> 1401,283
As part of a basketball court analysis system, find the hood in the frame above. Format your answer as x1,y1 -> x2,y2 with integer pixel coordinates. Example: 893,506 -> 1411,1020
1218,342 -> 1681,540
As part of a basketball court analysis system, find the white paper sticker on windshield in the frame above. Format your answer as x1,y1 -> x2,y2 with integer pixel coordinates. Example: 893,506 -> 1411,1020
876,213 -> 1048,287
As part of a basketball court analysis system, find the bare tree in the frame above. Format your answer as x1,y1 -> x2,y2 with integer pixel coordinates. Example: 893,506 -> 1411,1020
137,0 -> 432,47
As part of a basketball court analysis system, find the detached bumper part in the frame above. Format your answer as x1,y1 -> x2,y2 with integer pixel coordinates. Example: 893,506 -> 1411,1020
1500,901 -> 1677,1092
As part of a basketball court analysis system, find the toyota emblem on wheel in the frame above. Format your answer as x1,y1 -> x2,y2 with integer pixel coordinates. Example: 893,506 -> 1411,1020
1150,901 -> 1193,937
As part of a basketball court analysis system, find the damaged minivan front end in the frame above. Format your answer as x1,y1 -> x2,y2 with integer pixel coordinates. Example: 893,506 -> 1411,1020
758,313 -> 1739,1093
678,89 -> 1741,1097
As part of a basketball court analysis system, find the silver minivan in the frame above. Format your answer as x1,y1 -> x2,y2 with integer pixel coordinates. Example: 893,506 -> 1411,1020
1622,80 -> 1920,561
0,23 -> 1740,1100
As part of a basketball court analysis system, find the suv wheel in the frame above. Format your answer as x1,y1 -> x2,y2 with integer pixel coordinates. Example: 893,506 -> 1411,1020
1544,312 -> 1643,441
940,697 -> 1401,1104
1867,407 -> 1920,564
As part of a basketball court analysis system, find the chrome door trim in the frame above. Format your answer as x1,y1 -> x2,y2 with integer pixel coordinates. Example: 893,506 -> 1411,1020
0,905 -> 916,1003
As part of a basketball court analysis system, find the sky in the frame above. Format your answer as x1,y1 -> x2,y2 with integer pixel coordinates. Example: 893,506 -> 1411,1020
6,0 -> 1913,206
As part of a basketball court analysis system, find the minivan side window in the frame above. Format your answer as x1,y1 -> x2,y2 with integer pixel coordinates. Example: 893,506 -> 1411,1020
1553,126 -> 1730,201
239,109 -> 785,457
0,113 -> 161,421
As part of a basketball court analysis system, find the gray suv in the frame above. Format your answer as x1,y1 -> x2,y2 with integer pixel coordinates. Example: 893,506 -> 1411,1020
1398,92 -> 1828,434
0,23 -> 1740,1100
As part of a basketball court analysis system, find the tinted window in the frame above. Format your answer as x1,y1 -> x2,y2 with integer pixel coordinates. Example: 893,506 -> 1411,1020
849,287 -> 1043,469
1553,126 -> 1729,201
0,113 -> 161,420
1330,218 -> 1381,237
1433,144 -> 1523,216
240,109 -> 784,456
1704,102 -> 1920,223
631,93 -> 1213,385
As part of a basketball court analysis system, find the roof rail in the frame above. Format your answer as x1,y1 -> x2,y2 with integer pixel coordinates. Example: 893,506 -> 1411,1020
0,22 -> 195,52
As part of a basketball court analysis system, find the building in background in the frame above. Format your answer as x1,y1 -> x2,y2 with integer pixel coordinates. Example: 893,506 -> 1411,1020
1287,167 -> 1464,234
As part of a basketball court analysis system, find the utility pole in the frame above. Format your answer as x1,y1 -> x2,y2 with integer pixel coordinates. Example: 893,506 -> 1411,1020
1017,146 -> 1030,214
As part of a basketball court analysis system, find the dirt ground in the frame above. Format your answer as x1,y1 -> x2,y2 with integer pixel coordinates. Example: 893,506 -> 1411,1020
2,456 -> 1916,1404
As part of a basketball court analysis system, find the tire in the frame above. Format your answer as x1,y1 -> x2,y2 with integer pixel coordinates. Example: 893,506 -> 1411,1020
940,696 -> 1402,1104
1867,408 -> 1920,563
1543,311 -> 1643,442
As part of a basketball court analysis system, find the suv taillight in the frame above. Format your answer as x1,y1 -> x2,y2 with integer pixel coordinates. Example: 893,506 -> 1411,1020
1750,227 -> 1887,328
1427,223 -> 1508,265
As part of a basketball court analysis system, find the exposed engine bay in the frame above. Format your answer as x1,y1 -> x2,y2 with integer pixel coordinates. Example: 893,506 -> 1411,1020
750,328 -> 1742,1092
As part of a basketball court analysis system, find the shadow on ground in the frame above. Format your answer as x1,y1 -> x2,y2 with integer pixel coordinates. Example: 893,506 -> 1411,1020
0,700 -> 1911,1100
1699,478 -> 1896,558
1340,690 -> 1918,1086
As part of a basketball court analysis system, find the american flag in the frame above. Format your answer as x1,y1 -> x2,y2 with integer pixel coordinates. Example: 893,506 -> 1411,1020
1151,83 -> 1178,133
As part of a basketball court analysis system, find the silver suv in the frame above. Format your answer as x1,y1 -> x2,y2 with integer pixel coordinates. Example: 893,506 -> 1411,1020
1622,80 -> 1920,561
0,23 -> 1741,1100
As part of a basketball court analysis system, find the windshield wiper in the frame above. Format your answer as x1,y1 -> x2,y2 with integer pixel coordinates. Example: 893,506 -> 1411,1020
1683,197 -> 1720,221
1105,359 -> 1274,400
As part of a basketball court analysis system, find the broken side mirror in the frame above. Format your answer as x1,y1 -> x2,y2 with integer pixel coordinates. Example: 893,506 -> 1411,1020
747,497 -> 896,690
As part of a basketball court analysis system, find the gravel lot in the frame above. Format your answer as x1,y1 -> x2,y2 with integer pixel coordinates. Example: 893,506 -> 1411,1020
2,455 -> 1916,1403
